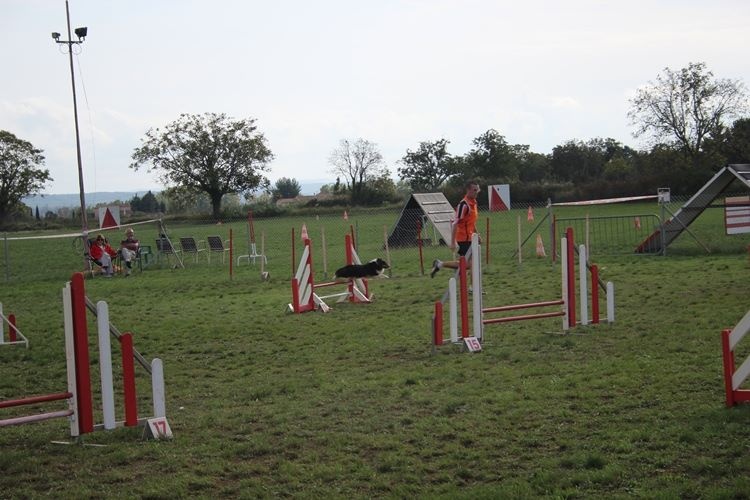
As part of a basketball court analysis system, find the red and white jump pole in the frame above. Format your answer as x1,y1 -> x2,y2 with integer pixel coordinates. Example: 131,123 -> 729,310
480,231 -> 571,332
432,234 -> 482,348
432,227 -> 616,349
0,303 -> 29,348
721,309 -> 750,407
0,273 -> 168,438
289,235 -> 370,314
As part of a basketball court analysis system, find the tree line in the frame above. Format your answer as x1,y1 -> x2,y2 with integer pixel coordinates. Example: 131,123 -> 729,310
2,62 -> 748,225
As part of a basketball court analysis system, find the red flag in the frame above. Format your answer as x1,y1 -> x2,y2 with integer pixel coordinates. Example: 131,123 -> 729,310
101,208 -> 118,229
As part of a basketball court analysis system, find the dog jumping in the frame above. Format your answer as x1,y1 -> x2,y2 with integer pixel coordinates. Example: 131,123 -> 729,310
334,258 -> 390,280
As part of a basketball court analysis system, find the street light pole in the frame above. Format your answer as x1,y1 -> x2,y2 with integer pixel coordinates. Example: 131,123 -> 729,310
53,0 -> 89,262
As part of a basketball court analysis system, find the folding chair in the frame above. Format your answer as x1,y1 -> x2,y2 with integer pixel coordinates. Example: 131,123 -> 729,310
206,236 -> 230,264
179,237 -> 206,263
155,236 -> 183,267
85,237 -> 118,277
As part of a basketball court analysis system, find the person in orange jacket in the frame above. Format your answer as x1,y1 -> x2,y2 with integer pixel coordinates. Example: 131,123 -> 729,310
430,180 -> 481,278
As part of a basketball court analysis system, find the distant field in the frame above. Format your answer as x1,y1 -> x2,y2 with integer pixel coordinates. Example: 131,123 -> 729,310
1,201 -> 750,497
3,197 -> 749,284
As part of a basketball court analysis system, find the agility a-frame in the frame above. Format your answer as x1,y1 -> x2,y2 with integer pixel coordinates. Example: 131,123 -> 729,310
636,164 -> 750,254
387,193 -> 454,248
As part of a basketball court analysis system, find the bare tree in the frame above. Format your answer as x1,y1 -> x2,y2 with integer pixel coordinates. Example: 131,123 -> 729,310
628,62 -> 749,161
328,138 -> 386,201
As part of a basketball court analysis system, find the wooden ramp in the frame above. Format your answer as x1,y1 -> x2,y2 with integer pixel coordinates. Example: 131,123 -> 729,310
635,164 -> 750,254
387,193 -> 455,247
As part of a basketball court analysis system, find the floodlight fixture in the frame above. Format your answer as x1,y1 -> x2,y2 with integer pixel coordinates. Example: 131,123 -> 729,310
51,0 -> 91,248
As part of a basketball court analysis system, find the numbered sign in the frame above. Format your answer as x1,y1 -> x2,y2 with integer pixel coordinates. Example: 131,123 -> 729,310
463,336 -> 482,352
145,416 -> 173,440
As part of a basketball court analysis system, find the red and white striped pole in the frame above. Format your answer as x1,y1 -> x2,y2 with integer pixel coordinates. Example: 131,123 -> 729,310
459,256 -> 469,338
8,314 -> 17,343
120,333 -> 138,427
565,227 -> 576,327
722,328 -> 735,407
70,273 -> 93,434
433,301 -> 443,346
591,265 -> 600,324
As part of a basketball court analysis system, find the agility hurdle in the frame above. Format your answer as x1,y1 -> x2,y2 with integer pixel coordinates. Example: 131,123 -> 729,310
721,309 -> 750,407
432,234 -> 484,347
289,234 -> 370,313
0,303 -> 29,348
432,228 -> 615,349
0,273 -> 169,439
237,209 -> 267,266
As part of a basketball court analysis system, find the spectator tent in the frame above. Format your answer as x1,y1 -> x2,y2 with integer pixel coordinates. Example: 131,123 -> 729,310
387,193 -> 455,248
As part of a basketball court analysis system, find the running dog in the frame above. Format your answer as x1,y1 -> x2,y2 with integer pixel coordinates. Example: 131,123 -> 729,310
334,258 -> 390,279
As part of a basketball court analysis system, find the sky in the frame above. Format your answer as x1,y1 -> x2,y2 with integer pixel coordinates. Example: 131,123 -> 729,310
3,0 -> 750,195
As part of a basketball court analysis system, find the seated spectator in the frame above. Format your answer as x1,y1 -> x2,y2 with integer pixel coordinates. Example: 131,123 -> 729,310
90,234 -> 117,277
120,228 -> 140,277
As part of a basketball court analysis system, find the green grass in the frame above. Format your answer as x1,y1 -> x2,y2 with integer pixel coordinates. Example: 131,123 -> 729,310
1,204 -> 750,498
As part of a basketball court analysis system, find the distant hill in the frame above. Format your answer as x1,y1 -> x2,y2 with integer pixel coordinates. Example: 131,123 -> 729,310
22,182 -> 328,212
22,192 -> 156,212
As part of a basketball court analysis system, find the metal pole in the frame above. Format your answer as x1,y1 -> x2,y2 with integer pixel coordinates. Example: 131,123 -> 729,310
3,233 -> 9,282
660,202 -> 666,256
62,1 -> 89,265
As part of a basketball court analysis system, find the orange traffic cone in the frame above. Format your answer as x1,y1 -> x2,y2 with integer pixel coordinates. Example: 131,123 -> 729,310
527,206 -> 534,222
634,216 -> 641,229
536,234 -> 546,257
343,210 -> 349,221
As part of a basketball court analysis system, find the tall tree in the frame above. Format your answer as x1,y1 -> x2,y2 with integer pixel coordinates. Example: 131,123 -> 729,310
551,138 -> 634,182
131,113 -> 273,219
0,130 -> 51,224
139,191 -> 160,213
705,118 -> 750,164
464,129 -> 524,182
628,62 -> 749,161
398,138 -> 457,191
272,177 -> 302,200
328,138 -> 387,202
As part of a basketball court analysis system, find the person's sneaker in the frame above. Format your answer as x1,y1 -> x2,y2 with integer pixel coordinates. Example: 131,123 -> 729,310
430,259 -> 441,278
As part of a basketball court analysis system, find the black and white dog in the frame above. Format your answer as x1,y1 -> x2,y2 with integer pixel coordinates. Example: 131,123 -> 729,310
334,258 -> 390,279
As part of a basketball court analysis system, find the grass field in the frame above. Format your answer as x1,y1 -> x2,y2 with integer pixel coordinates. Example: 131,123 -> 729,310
1,202 -> 750,498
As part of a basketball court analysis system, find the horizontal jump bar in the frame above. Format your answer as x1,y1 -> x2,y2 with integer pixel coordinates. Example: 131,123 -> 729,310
0,409 -> 74,428
483,311 -> 565,324
317,292 -> 349,299
315,281 -> 347,288
483,300 -> 564,313
0,392 -> 72,409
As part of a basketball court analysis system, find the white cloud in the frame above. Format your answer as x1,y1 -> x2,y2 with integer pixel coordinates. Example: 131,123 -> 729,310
4,0 -> 750,193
